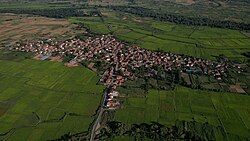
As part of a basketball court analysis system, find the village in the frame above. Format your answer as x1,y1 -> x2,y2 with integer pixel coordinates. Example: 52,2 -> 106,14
11,35 -> 247,109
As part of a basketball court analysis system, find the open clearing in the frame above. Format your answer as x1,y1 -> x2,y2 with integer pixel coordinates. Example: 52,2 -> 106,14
0,50 -> 105,140
115,87 -> 250,140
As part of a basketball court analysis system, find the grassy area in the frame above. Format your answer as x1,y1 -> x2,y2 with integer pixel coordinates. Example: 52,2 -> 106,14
0,51 -> 105,140
115,87 -> 250,140
69,10 -> 250,61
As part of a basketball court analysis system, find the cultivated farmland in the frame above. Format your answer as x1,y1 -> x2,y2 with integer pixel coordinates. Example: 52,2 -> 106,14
70,11 -> 250,62
0,1 -> 249,140
115,87 -> 250,140
0,13 -> 83,47
0,50 -> 105,140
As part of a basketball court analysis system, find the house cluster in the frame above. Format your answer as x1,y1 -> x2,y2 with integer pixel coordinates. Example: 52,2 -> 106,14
105,88 -> 120,109
12,35 -> 229,87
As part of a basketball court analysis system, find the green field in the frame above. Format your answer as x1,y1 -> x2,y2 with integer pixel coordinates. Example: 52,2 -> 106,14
0,51 -> 105,140
0,2 -> 249,62
70,11 -> 250,61
89,0 -> 250,24
0,2 -> 249,140
115,87 -> 250,140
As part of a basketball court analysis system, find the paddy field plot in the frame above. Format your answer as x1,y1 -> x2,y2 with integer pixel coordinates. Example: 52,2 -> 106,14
0,52 -> 105,140
70,11 -> 250,61
115,87 -> 250,140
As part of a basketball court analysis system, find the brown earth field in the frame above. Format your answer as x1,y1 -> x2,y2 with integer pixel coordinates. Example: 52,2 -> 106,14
0,13 -> 82,47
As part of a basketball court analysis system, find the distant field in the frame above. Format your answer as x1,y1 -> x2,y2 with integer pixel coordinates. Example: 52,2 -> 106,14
0,2 -> 249,61
115,87 -> 250,140
0,50 -> 105,140
70,10 -> 250,61
0,13 -> 82,47
89,0 -> 250,24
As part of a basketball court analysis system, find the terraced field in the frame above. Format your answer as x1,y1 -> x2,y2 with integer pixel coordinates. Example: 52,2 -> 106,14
0,51 -> 105,140
115,87 -> 250,140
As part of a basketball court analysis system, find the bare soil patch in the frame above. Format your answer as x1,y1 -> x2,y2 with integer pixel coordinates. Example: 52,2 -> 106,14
88,62 -> 97,72
49,56 -> 63,62
34,54 -> 43,60
65,61 -> 79,67
0,107 -> 7,117
133,18 -> 143,23
229,85 -> 246,94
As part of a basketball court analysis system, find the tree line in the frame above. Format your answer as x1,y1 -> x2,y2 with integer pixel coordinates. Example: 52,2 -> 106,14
110,6 -> 250,31
96,120 -> 228,141
0,7 -> 100,18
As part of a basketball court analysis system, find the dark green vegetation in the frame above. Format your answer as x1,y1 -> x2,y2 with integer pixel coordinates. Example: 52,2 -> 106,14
98,120 -> 223,140
0,50 -> 105,140
0,2 -> 99,19
110,6 -> 250,30
0,8 -> 85,19
114,87 -> 250,140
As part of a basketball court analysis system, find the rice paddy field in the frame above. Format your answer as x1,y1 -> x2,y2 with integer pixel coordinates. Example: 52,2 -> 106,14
115,87 -> 250,140
70,10 -> 250,61
0,2 -> 249,140
89,0 -> 250,24
0,50 -> 105,140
